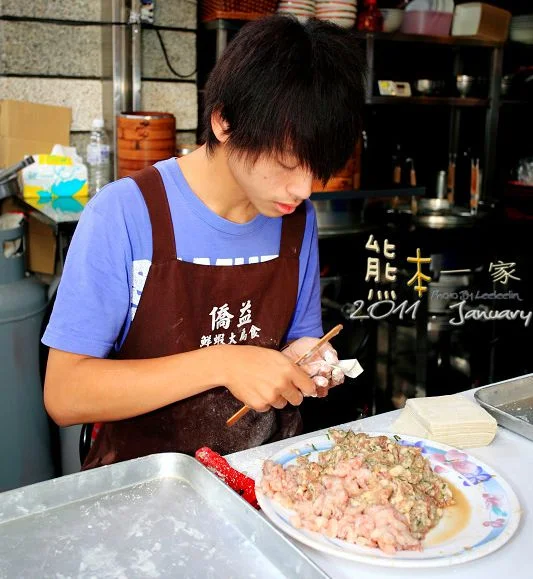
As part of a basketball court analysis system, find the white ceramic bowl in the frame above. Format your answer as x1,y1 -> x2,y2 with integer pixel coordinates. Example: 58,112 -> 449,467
316,14 -> 356,27
278,1 -> 316,11
510,29 -> 533,44
315,0 -> 356,5
380,8 -> 404,33
316,6 -> 357,14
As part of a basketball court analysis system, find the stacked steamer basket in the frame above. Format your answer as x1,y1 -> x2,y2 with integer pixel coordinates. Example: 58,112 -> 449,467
117,112 -> 176,178
200,0 -> 278,22
277,0 -> 316,23
315,0 -> 357,28
311,140 -> 362,231
312,139 -> 361,192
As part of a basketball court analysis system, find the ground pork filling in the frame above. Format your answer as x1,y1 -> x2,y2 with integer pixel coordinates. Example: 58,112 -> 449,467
260,431 -> 455,554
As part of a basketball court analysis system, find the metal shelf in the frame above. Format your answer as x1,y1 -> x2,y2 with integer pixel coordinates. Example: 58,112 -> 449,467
500,99 -> 531,106
13,194 -> 85,228
203,19 -> 249,31
507,41 -> 533,49
318,224 -> 378,239
311,187 -> 426,200
354,31 -> 504,48
366,96 -> 489,107
203,18 -> 506,201
202,22 -> 504,48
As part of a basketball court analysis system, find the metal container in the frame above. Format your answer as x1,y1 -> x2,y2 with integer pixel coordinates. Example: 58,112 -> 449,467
0,156 -> 35,199
0,220 -> 53,492
427,271 -> 472,314
414,79 -> 444,95
456,74 -> 474,97
0,175 -> 21,200
419,198 -> 450,212
435,170 -> 448,199
414,204 -> 488,229
0,453 -> 329,579
414,212 -> 476,229
475,374 -> 533,441
312,199 -> 359,232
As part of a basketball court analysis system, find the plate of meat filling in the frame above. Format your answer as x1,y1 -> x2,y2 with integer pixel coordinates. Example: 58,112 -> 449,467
256,430 -> 521,567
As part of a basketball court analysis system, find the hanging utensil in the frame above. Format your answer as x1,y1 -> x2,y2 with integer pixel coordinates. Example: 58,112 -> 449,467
406,157 -> 418,215
0,174 -> 21,201
447,153 -> 456,205
226,324 -> 343,427
435,170 -> 448,200
0,156 -> 35,183
470,158 -> 480,215
391,144 -> 402,209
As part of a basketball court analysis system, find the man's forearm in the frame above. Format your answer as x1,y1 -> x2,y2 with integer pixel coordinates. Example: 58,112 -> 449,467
44,346 -> 229,426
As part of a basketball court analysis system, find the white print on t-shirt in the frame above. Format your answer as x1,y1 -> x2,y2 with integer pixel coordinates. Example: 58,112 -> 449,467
201,300 -> 261,347
192,255 -> 276,266
130,256 -> 277,320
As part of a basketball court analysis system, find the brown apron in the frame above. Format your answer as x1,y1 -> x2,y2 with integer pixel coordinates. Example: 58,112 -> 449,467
82,165 -> 306,469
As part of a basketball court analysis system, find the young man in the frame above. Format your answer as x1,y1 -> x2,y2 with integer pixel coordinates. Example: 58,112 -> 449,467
43,15 -> 366,469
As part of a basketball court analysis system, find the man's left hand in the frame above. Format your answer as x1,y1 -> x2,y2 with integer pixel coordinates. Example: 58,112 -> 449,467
281,337 -> 344,398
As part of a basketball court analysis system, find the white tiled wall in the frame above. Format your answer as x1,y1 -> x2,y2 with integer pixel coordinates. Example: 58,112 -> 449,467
0,1 -> 198,139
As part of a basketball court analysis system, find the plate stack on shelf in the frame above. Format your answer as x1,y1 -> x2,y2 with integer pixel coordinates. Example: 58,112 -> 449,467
277,0 -> 316,23
315,0 -> 357,28
510,14 -> 533,44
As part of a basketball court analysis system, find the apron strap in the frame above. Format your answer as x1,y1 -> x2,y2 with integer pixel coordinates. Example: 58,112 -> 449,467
130,165 -> 306,262
279,201 -> 307,258
130,166 -> 177,263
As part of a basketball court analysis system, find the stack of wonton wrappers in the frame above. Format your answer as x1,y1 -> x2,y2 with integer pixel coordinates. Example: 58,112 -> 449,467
392,394 -> 498,448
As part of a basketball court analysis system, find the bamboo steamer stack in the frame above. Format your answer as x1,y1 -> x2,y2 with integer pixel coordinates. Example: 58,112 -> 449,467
200,0 -> 278,22
117,112 -> 176,178
312,137 -> 362,192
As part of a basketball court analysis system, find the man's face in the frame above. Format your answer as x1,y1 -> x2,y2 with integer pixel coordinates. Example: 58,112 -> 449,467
226,149 -> 314,217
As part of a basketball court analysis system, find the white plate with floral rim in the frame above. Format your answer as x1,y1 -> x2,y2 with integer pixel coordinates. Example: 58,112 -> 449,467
255,431 -> 521,568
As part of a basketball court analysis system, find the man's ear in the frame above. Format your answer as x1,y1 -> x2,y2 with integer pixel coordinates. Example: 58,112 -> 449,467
211,110 -> 230,143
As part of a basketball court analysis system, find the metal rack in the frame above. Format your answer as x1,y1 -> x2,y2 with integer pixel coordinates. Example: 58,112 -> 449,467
358,31 -> 503,201
203,22 -> 508,201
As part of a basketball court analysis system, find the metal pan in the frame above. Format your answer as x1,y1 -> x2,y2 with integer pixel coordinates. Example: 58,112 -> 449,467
0,453 -> 329,579
475,373 -> 533,441
0,155 -> 35,183
0,174 -> 20,200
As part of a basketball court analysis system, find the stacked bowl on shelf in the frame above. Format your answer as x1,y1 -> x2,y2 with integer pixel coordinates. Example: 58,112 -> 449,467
277,0 -> 316,22
277,1 -> 358,28
315,0 -> 357,28
510,14 -> 533,45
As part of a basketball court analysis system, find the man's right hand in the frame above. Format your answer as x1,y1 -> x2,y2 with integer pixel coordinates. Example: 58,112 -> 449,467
218,345 -> 317,412
44,344 -> 316,427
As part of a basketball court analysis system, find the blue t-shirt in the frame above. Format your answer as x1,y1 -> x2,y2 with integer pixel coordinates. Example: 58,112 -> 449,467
42,158 -> 323,358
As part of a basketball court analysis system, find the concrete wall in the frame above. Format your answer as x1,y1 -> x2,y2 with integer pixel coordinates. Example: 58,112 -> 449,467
0,0 -> 198,160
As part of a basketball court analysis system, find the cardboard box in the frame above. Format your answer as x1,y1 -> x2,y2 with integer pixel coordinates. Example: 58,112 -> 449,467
452,3 -> 511,42
0,136 -> 59,168
0,100 -> 71,142
26,212 -> 57,276
1,196 -> 65,276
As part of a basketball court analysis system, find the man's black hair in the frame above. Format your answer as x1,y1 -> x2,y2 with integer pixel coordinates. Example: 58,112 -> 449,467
202,15 -> 366,182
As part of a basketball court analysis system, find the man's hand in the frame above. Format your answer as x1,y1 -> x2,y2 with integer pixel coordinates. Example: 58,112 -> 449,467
221,345 -> 317,411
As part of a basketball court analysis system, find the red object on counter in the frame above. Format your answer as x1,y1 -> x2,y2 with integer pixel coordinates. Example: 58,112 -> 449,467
356,0 -> 383,32
195,447 -> 260,509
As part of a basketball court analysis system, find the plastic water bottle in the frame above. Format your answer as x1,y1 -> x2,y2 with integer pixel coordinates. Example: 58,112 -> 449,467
86,118 -> 111,197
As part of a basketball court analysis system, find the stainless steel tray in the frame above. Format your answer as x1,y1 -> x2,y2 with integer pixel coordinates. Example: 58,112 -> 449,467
475,373 -> 533,441
0,453 -> 329,579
